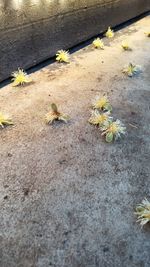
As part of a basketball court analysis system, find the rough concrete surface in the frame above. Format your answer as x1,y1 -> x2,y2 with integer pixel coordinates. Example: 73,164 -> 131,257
0,16 -> 150,267
0,0 -> 150,81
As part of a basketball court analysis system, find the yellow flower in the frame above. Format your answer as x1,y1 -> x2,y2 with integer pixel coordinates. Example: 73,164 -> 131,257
121,41 -> 132,51
93,96 -> 112,111
101,119 -> 126,142
123,63 -> 141,77
144,32 -> 150,37
56,50 -> 70,63
11,68 -> 32,87
135,198 -> 150,226
89,110 -> 111,126
0,112 -> 13,128
93,38 -> 104,49
105,27 -> 114,38
45,103 -> 70,124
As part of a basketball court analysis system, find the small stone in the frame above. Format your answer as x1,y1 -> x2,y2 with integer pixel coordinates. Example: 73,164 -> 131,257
103,247 -> 109,252
7,153 -> 12,157
23,188 -> 29,196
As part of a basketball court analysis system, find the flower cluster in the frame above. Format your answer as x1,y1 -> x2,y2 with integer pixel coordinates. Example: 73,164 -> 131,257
89,110 -> 111,126
56,50 -> 70,63
121,41 -> 132,51
123,63 -> 141,77
101,119 -> 126,142
92,96 -> 112,111
11,68 -> 32,87
45,103 -> 70,124
105,27 -> 114,38
89,96 -> 126,143
0,112 -> 13,128
135,198 -> 150,226
93,38 -> 104,49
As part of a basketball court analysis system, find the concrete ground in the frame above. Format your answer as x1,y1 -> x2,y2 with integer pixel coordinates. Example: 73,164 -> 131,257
0,15 -> 150,267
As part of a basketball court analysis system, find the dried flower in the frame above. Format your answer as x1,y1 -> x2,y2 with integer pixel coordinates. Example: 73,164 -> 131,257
93,38 -> 104,49
92,96 -> 112,112
105,27 -> 114,38
45,103 -> 70,124
121,41 -> 132,51
135,198 -> 150,226
123,63 -> 141,77
89,110 -> 112,126
12,68 -> 32,87
56,50 -> 70,63
101,119 -> 126,142
0,112 -> 13,128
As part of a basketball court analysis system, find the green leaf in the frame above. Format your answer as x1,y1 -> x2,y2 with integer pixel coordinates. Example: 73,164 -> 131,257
106,132 -> 113,143
51,103 -> 58,113
105,104 -> 112,112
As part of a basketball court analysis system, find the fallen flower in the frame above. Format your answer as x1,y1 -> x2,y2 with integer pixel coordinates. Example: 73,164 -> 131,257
135,198 -> 150,226
121,41 -> 132,51
101,119 -> 126,142
45,103 -> 70,124
105,27 -> 114,38
93,96 -> 112,112
123,63 -> 141,77
93,38 -> 104,49
12,68 -> 32,87
144,32 -> 150,37
89,110 -> 112,126
0,112 -> 13,128
56,50 -> 70,63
